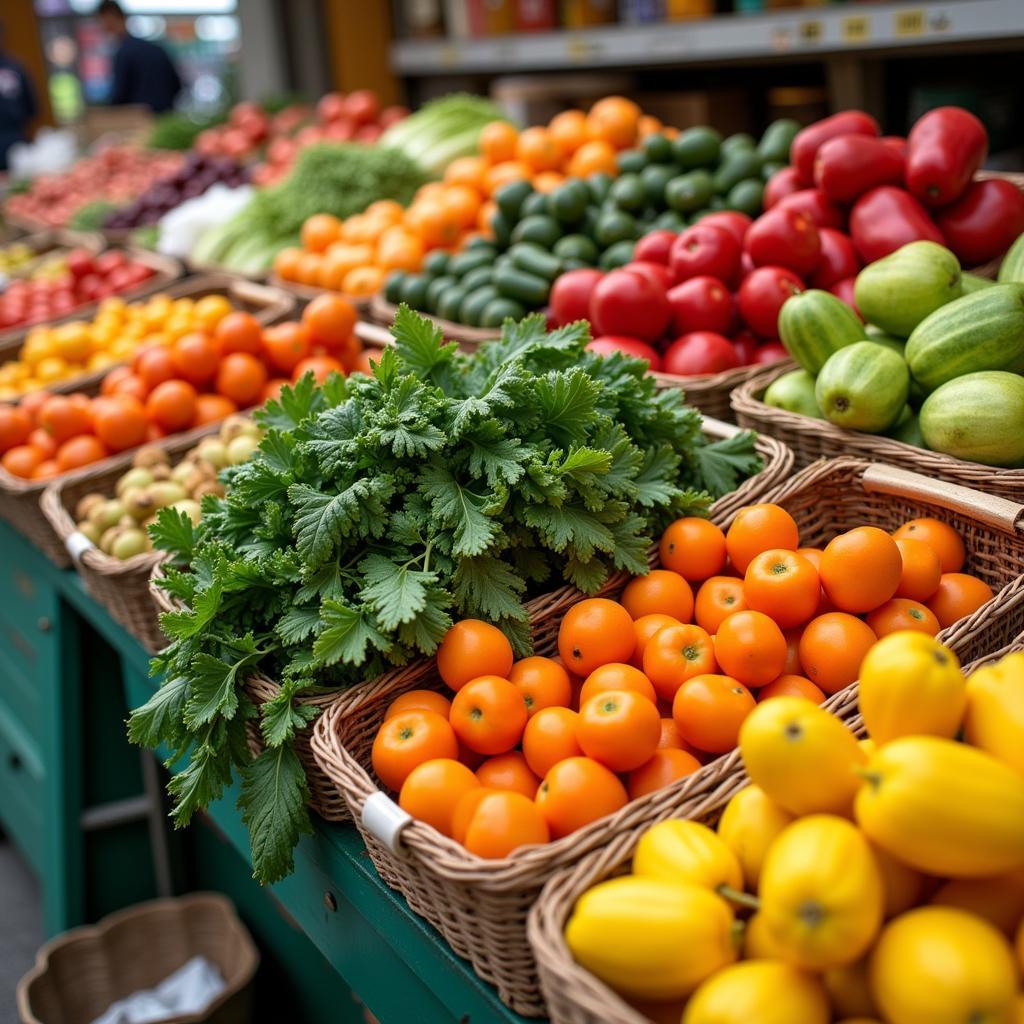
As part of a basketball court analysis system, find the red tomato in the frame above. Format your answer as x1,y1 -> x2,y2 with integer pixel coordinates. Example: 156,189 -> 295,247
829,277 -> 861,317
934,179 -> 1024,265
775,189 -> 845,230
625,260 -> 673,292
345,89 -> 380,125
589,269 -> 670,343
754,340 -> 788,364
763,167 -> 805,209
737,265 -> 804,338
587,336 -> 663,370
549,268 -> 604,328
662,332 -> 741,376
316,92 -> 347,122
95,250 -> 127,277
732,331 -> 758,365
745,208 -> 821,276
810,228 -> 861,289
881,136 -> 908,158
633,229 -> 677,265
65,249 -> 94,279
669,224 -> 742,286
905,107 -> 988,207
698,211 -> 752,246
814,135 -> 905,203
849,186 -> 946,263
791,111 -> 880,184
667,275 -> 734,336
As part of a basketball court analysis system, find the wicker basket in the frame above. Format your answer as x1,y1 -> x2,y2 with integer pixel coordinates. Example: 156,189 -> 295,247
369,293 -> 500,349
0,227 -> 105,278
732,359 -> 1024,501
16,892 -> 259,1024
651,362 -> 778,422
0,275 -> 296,565
309,456 -> 1024,1017
527,632 -> 1024,1024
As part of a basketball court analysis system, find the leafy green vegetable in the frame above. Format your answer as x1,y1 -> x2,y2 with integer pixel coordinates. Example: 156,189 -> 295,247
147,110 -> 224,151
131,310 -> 760,883
70,200 -> 120,231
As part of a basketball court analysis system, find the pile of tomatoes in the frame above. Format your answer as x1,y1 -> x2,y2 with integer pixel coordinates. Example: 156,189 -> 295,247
0,293 -> 367,481
369,503 -> 994,860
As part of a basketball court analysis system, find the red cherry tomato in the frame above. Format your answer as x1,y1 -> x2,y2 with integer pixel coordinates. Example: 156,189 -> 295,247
810,228 -> 861,289
587,336 -> 663,371
934,179 -> 1024,266
662,331 -> 741,376
775,189 -> 845,230
791,111 -> 880,184
669,224 -> 742,286
754,341 -> 788,364
828,277 -> 861,318
589,269 -> 671,343
549,268 -> 603,328
625,260 -> 674,292
698,211 -> 752,246
763,167 -> 805,209
744,208 -> 822,276
667,275 -> 734,336
732,331 -> 758,366
633,229 -> 677,265
813,135 -> 905,203
905,107 -> 988,207
737,265 -> 804,338
849,186 -> 946,263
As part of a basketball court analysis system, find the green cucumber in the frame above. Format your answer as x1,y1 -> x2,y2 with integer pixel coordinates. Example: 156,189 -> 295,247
778,289 -> 866,374
815,341 -> 909,433
520,191 -> 551,219
587,172 -> 613,204
641,163 -> 676,207
599,240 -> 635,270
509,243 -> 562,281
424,274 -> 457,313
721,132 -> 756,156
460,266 -> 494,292
595,210 -> 637,247
609,173 -> 647,212
617,149 -> 646,174
905,284 -> 1024,392
459,285 -> 500,327
383,270 -> 406,304
642,133 -> 674,164
511,214 -> 562,249
449,249 -> 494,278
494,265 -> 550,306
495,179 -> 533,222
423,250 -> 450,276
548,180 -> 589,224
480,297 -> 527,327
665,171 -> 713,213
490,210 -> 513,248
885,406 -> 925,448
399,274 -> 431,309
920,371 -> 1024,466
997,230 -> 1024,284
757,119 -> 800,164
726,178 -> 764,217
713,150 -> 762,195
553,234 -> 599,264
671,126 -> 721,169
465,236 -> 497,255
436,285 -> 468,322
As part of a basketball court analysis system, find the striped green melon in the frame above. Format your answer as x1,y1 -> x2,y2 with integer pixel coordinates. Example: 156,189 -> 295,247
778,289 -> 865,375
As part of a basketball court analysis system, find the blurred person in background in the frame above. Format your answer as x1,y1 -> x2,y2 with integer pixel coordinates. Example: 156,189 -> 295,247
97,0 -> 181,113
0,18 -> 37,172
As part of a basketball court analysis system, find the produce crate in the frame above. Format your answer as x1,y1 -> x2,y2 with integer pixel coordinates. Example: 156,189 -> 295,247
268,273 -> 374,313
17,892 -> 258,1024
306,421 -> 792,1015
309,455 -> 1024,1017
527,631 -> 1024,1024
0,246 -> 182,350
652,362 -> 777,423
0,276 -> 296,564
731,359 -> 1024,502
369,293 -> 500,349
0,227 -> 105,280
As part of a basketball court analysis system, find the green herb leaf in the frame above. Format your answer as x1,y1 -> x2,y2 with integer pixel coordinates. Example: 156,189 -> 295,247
313,600 -> 391,667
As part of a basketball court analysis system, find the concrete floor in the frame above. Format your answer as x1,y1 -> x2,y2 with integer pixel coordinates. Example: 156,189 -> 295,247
1,841 -> 43,1021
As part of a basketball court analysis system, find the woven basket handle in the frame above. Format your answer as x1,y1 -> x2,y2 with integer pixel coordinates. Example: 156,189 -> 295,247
355,321 -> 394,348
862,464 -> 1024,533
700,415 -> 741,442
362,792 -> 413,854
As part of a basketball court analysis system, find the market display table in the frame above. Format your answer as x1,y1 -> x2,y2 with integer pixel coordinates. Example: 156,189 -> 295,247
0,519 -> 527,1024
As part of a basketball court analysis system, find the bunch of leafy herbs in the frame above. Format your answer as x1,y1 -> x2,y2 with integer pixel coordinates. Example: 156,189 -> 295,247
129,309 -> 761,883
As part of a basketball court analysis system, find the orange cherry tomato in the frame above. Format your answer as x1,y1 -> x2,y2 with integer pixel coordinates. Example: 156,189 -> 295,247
508,656 -> 572,717
214,311 -> 263,356
535,757 -> 628,840
743,549 -> 820,629
398,758 -> 479,837
216,352 -> 268,408
193,394 -> 238,427
55,434 -> 108,473
672,674 -> 755,753
145,380 -> 197,432
92,394 -> 148,453
475,751 -> 541,799
0,405 -> 31,454
261,322 -> 312,374
893,517 -> 966,573
694,576 -> 748,635
894,537 -> 943,602
926,573 -> 994,629
292,355 -> 344,385
620,569 -> 694,622
579,662 -> 657,706
303,294 -> 358,351
522,706 -> 582,779
627,748 -> 702,800
437,619 -> 514,692
758,674 -> 825,704
371,709 -> 458,792
384,689 -> 452,721
642,623 -> 718,702
576,689 -> 661,772
449,675 -> 528,756
659,517 -> 727,581
725,504 -> 800,575
2,444 -> 44,478
557,598 -> 635,676
820,526 -> 903,613
455,789 -> 550,858
630,613 -> 681,670
172,332 -> 220,386
866,598 -> 941,638
798,612 -> 877,695
714,610 -> 787,688
135,346 -> 177,390
38,394 -> 93,443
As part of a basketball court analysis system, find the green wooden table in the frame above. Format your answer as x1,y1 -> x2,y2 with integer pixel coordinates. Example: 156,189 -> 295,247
0,519 -> 530,1024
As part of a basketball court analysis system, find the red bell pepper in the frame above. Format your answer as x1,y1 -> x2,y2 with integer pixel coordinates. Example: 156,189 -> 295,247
849,186 -> 946,263
814,135 -> 905,203
790,111 -> 880,185
905,106 -> 988,207
934,178 -> 1024,265
881,136 -> 908,159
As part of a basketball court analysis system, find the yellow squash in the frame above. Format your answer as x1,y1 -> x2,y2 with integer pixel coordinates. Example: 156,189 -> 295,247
965,651 -> 1024,775
870,906 -> 1017,1024
633,820 -> 743,894
824,958 -> 878,1019
758,814 -> 884,969
717,785 -> 794,890
564,876 -> 737,1001
743,912 -> 787,959
682,960 -> 830,1024
855,735 -> 1024,877
932,867 -> 1024,936
1017,917 -> 1024,973
858,632 -> 965,745
738,696 -> 866,816
870,841 -> 925,918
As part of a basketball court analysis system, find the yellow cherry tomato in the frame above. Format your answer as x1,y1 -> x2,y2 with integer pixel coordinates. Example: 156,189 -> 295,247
717,784 -> 793,890
964,651 -> 1024,775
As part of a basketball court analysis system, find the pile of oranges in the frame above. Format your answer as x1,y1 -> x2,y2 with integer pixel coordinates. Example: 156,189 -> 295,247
273,97 -> 666,294
0,294 -> 367,481
369,503 -> 994,860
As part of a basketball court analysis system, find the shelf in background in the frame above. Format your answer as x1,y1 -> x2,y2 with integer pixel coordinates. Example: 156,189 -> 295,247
392,0 -> 1024,75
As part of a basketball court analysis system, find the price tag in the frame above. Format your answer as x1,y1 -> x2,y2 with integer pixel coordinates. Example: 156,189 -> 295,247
439,43 -> 460,68
565,36 -> 599,62
894,9 -> 925,36
842,15 -> 869,42
799,19 -> 823,43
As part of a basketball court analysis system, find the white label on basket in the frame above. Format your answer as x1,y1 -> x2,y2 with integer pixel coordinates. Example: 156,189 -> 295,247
362,792 -> 413,854
65,529 -> 96,564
